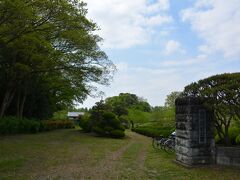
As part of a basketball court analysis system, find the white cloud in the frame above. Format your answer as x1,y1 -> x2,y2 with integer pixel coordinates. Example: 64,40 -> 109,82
81,56 -> 216,108
147,0 -> 170,12
182,0 -> 240,58
147,15 -> 173,26
85,0 -> 172,49
165,40 -> 183,55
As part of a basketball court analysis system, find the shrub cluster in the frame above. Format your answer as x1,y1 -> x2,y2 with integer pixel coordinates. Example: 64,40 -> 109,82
0,116 -> 41,134
236,135 -> 240,145
215,126 -> 240,145
132,125 -> 174,138
41,120 -> 74,131
79,114 -> 92,133
79,111 -> 125,138
92,112 -> 125,138
0,117 -> 74,135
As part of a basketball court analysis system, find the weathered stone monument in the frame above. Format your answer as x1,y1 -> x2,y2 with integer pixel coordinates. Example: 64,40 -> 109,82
175,97 -> 214,166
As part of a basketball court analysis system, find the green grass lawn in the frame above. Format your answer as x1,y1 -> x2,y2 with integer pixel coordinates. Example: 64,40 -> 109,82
0,129 -> 239,179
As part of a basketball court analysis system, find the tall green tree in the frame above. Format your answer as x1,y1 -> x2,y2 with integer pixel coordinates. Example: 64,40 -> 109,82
0,0 -> 115,119
105,93 -> 151,115
183,73 -> 240,145
164,91 -> 182,108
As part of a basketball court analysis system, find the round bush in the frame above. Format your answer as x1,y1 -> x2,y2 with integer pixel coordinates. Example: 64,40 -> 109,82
104,126 -> 114,134
102,112 -> 122,129
92,126 -> 105,135
119,117 -> 129,129
110,129 -> 125,138
79,114 -> 91,132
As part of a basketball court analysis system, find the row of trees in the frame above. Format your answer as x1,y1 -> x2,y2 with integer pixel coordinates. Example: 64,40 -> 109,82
0,0 -> 114,119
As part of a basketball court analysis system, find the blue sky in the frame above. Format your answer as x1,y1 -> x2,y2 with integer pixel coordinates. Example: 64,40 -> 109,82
81,0 -> 240,108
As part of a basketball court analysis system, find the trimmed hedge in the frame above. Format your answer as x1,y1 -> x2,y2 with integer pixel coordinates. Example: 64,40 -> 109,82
0,117 -> 74,135
41,120 -> 74,131
132,125 -> 174,138
0,116 -> 41,135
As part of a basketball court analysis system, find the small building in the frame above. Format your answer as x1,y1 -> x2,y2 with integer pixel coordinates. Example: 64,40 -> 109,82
67,112 -> 84,119
67,112 -> 84,124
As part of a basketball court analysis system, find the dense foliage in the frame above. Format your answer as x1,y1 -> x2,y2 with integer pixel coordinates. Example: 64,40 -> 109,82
164,91 -> 182,108
215,126 -> 240,145
79,101 -> 125,138
0,116 -> 74,135
0,0 -> 114,120
105,93 -> 151,115
183,73 -> 240,145
85,92 -> 176,138
127,91 -> 180,138
131,106 -> 175,138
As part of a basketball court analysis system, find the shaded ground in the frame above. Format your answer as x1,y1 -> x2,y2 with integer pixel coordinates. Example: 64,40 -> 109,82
0,129 -> 239,179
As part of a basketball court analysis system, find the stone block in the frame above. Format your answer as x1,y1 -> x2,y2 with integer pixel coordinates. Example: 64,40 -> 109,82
176,153 -> 212,166
216,146 -> 240,167
176,145 -> 212,156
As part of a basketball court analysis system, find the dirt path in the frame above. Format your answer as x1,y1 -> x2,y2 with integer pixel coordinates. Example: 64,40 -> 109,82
87,131 -> 150,180
88,140 -> 134,179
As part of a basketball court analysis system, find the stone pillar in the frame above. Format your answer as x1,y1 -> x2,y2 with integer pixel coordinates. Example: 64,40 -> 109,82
175,97 -> 214,166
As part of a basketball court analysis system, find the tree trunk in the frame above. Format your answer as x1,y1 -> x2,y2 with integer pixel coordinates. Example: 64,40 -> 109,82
16,91 -> 21,118
19,91 -> 27,119
0,89 -> 15,118
16,87 -> 27,119
224,117 -> 232,146
224,128 -> 230,146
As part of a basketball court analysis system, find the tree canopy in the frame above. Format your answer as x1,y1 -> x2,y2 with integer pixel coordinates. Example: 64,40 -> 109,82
0,0 -> 115,119
164,91 -> 182,108
105,93 -> 151,115
183,72 -> 240,145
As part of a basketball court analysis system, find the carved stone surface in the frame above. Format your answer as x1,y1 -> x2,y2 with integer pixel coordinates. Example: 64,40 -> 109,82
175,97 -> 214,166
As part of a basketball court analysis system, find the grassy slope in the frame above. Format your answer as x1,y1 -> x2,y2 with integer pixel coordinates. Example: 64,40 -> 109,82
0,129 -> 239,179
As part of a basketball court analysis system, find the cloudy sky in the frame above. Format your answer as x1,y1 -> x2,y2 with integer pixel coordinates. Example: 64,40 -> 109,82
81,0 -> 240,108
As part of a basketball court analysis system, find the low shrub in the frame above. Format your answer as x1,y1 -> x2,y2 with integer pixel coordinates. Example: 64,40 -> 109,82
110,129 -> 125,138
89,112 -> 125,138
214,127 -> 240,145
229,127 -> 240,145
119,117 -> 130,129
92,126 -> 105,135
132,125 -> 174,138
236,135 -> 240,145
41,120 -> 74,131
0,117 -> 74,135
104,126 -> 114,134
79,114 -> 91,132
0,116 -> 41,135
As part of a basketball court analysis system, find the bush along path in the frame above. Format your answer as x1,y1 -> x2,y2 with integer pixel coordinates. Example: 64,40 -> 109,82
1,129 -> 240,179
